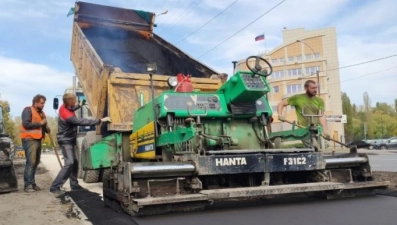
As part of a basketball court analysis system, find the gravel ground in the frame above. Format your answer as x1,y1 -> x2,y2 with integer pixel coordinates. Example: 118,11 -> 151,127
0,158 -> 83,225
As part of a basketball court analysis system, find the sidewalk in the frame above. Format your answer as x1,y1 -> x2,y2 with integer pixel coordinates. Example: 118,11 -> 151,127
40,153 -> 103,195
0,158 -> 83,225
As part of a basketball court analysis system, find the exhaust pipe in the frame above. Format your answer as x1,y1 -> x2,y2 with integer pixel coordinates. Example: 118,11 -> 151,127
130,162 -> 196,178
232,61 -> 237,75
325,157 -> 368,166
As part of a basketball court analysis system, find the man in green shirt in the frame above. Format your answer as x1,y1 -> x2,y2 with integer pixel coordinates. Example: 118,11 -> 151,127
277,80 -> 329,148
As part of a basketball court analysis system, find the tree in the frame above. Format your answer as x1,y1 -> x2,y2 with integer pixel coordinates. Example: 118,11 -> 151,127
363,92 -> 374,139
41,116 -> 59,149
341,92 -> 354,141
0,100 -> 16,143
13,117 -> 22,146
352,104 -> 357,117
375,102 -> 394,116
372,111 -> 397,138
14,115 -> 59,149
394,98 -> 397,114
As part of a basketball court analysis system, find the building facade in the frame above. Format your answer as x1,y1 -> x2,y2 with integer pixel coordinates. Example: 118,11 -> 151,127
237,27 -> 344,144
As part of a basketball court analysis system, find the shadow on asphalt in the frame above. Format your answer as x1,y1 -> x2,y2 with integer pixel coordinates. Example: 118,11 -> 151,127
61,189 -> 139,225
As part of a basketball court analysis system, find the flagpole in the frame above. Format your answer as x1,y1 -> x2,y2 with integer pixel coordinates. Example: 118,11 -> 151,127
264,32 -> 266,55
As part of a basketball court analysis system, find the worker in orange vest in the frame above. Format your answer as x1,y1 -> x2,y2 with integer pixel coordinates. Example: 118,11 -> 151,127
20,94 -> 50,192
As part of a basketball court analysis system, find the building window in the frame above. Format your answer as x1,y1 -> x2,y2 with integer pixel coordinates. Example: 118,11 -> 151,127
287,68 -> 302,77
305,54 -> 312,60
296,55 -> 302,61
271,59 -> 278,64
271,106 -> 278,112
305,66 -> 320,75
273,86 -> 279,93
314,53 -> 320,59
288,56 -> 294,62
287,84 -> 302,94
279,58 -> 285,63
271,70 -> 284,79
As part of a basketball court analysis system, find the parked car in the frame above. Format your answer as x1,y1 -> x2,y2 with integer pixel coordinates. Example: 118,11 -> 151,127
348,140 -> 373,149
377,137 -> 397,150
363,139 -> 376,149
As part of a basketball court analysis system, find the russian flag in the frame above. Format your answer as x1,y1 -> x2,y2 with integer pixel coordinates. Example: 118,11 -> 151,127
255,33 -> 265,41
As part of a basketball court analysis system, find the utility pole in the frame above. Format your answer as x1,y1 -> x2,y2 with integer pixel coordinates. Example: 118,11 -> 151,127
364,122 -> 367,140
316,70 -> 320,94
296,40 -> 320,94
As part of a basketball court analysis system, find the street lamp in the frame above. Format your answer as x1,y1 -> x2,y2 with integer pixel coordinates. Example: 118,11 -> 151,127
153,10 -> 168,27
296,40 -> 320,94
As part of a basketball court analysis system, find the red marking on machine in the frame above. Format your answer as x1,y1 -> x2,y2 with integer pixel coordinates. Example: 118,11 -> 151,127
176,73 -> 193,92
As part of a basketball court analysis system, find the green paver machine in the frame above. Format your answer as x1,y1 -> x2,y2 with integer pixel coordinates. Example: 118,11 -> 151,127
87,55 -> 388,216
66,2 -> 389,216
0,104 -> 18,193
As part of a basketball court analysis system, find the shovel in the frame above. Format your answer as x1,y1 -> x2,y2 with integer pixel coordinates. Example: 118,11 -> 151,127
280,119 -> 350,148
48,133 -> 63,168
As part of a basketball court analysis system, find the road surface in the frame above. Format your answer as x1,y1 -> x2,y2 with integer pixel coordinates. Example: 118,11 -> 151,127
365,150 -> 397,172
40,150 -> 397,225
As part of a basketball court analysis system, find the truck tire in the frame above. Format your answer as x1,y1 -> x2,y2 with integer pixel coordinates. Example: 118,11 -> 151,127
81,132 -> 102,183
83,169 -> 100,183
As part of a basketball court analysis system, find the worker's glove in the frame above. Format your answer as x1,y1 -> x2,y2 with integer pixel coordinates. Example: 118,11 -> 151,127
323,133 -> 331,140
101,117 -> 112,123
278,115 -> 285,122
40,119 -> 47,126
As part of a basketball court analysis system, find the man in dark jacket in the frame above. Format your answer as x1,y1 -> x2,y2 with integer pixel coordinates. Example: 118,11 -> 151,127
21,94 -> 50,192
49,93 -> 111,196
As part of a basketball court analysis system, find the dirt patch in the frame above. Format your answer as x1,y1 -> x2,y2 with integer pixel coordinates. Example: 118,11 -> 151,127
373,171 -> 397,190
13,159 -> 49,176
373,171 -> 397,196
0,158 -> 83,225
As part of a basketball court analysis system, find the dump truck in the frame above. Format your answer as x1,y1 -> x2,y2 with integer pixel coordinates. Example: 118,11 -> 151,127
58,1 -> 389,216
54,1 -> 226,184
0,104 -> 18,193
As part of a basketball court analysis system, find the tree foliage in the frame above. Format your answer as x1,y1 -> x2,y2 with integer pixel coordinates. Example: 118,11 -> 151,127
341,93 -> 354,141
342,93 -> 397,141
0,100 -> 16,142
0,98 -> 59,149
12,116 -> 59,148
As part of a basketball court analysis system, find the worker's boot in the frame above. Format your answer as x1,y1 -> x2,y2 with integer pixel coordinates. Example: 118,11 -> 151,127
24,185 -> 35,192
32,184 -> 41,191
50,189 -> 66,198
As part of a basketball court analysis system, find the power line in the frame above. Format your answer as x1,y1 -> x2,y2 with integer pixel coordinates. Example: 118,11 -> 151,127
272,53 -> 397,88
324,54 -> 397,72
159,0 -> 203,35
176,0 -> 239,44
196,0 -> 287,59
156,1 -> 194,34
329,65 -> 397,86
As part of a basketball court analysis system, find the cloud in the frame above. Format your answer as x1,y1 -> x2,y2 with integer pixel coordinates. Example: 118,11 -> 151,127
336,33 -> 397,106
333,0 -> 397,33
0,0 -> 396,112
0,56 -> 74,118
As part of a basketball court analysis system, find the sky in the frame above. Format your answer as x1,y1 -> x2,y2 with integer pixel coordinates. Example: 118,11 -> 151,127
0,0 -> 396,118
